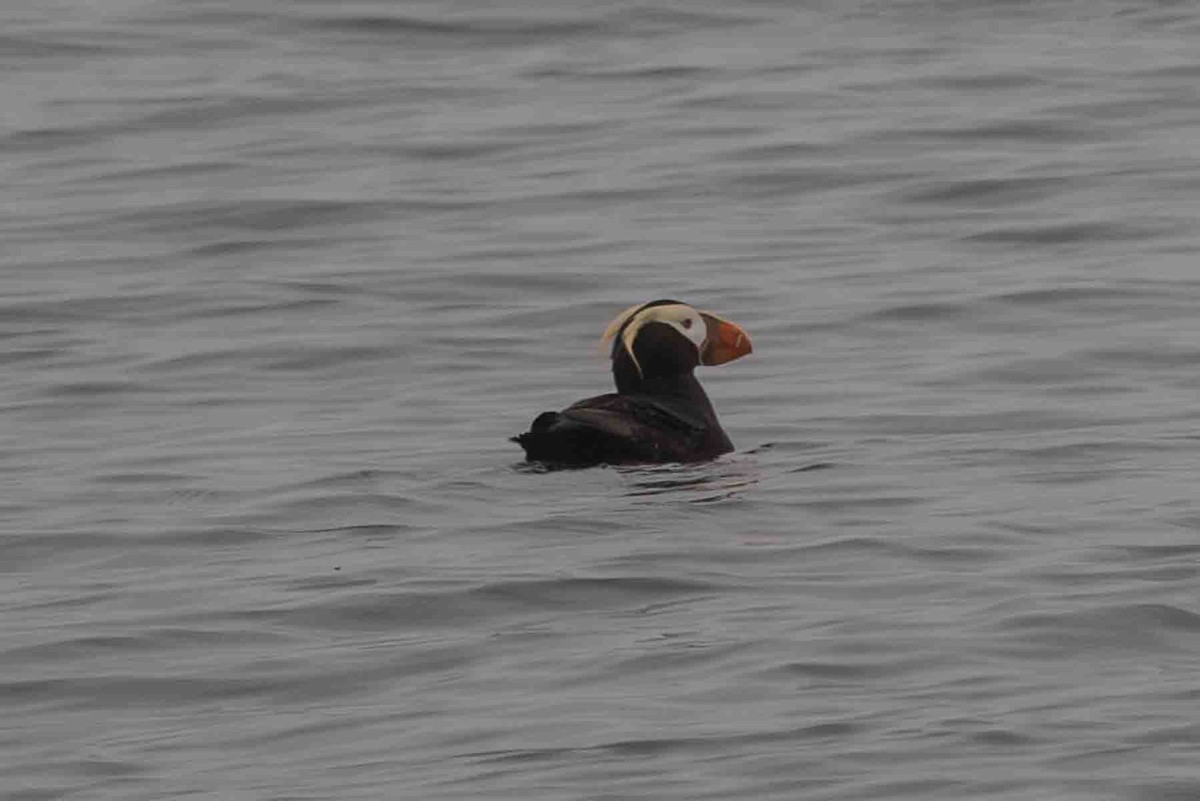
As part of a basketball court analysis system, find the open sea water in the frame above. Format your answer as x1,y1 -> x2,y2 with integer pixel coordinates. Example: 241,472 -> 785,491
4,1 -> 1200,799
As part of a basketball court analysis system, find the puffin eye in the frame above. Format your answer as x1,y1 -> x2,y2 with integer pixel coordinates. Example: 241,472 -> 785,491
681,317 -> 693,329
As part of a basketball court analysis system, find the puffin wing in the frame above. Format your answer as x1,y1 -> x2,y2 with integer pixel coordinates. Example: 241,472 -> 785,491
513,394 -> 704,464
563,393 -> 699,433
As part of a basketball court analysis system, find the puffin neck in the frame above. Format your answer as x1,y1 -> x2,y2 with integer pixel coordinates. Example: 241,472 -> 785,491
610,342 -> 697,396
611,347 -> 719,422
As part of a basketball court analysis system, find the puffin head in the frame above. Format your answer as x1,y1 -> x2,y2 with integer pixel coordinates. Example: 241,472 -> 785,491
600,299 -> 752,386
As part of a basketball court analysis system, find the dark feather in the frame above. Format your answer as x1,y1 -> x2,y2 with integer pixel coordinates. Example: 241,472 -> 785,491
512,393 -> 726,465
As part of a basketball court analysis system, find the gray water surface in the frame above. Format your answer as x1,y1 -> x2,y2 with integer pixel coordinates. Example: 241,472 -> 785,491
4,1 -> 1200,799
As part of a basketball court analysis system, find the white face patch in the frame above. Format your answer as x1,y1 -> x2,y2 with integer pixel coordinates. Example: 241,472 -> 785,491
664,307 -> 707,351
601,302 -> 708,377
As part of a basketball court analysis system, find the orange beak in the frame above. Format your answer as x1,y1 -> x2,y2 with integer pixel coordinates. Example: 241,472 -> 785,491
699,313 -> 753,366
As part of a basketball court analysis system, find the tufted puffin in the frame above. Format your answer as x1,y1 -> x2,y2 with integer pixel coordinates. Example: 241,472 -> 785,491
512,299 -> 752,466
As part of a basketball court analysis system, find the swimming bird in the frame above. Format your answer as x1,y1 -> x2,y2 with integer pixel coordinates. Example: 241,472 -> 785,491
512,299 -> 752,465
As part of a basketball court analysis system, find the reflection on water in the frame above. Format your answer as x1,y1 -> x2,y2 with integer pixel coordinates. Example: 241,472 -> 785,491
619,457 -> 764,503
512,441 -> 834,503
509,450 -> 762,501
